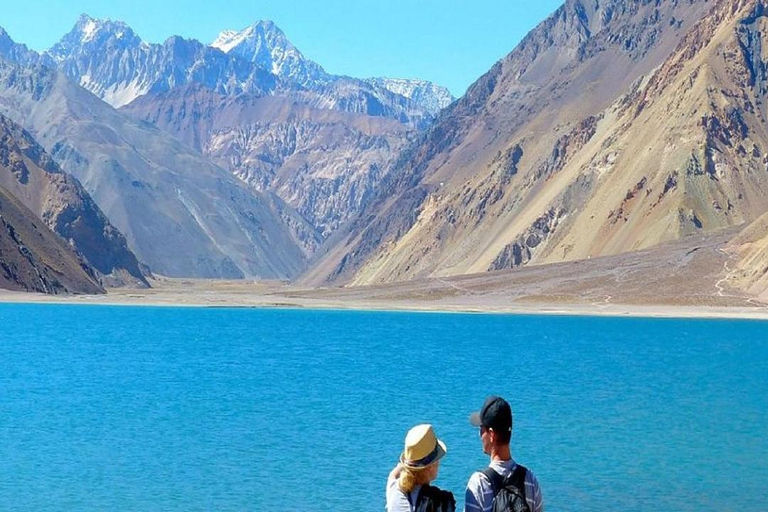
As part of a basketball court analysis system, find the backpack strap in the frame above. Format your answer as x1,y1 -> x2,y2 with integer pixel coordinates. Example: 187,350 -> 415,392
505,464 -> 528,501
481,467 -> 505,497
481,464 -> 528,499
407,486 -> 423,511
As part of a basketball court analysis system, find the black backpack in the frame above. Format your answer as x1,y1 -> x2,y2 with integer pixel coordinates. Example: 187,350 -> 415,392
481,465 -> 529,512
408,484 -> 456,512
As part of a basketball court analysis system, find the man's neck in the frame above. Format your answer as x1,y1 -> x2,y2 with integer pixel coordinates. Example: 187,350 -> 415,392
490,445 -> 511,463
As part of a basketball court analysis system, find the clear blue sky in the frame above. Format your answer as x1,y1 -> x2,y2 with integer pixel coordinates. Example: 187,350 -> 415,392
1,0 -> 564,97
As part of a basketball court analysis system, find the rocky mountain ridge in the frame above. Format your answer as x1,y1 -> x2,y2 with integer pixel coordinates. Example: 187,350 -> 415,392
40,14 -> 452,121
46,15 -> 278,108
0,113 -> 148,287
304,0 -> 768,287
210,21 -> 330,89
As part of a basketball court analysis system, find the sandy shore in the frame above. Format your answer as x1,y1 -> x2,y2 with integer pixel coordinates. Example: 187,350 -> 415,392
3,230 -> 768,320
2,276 -> 767,321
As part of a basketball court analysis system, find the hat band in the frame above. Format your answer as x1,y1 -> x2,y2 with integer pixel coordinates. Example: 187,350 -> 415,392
404,443 -> 440,467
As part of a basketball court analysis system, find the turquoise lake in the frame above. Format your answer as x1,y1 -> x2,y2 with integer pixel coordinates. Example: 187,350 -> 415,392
0,304 -> 766,511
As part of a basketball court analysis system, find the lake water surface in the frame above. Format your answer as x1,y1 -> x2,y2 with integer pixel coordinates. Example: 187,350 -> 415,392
0,304 -> 766,511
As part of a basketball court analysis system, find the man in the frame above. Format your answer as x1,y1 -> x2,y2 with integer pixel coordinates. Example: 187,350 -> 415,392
464,396 -> 543,512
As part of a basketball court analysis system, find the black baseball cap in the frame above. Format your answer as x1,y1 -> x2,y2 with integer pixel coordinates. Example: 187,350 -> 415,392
469,396 -> 513,433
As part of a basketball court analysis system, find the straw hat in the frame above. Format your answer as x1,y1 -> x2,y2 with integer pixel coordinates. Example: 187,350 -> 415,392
400,424 -> 447,469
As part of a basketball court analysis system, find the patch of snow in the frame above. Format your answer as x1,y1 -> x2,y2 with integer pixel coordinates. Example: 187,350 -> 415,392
211,29 -> 246,54
102,80 -> 150,108
81,19 -> 99,43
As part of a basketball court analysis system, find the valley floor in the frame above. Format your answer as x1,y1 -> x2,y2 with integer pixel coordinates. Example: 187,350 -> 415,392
2,229 -> 768,320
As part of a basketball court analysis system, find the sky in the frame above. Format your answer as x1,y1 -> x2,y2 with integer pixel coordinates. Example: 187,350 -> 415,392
0,0 -> 565,97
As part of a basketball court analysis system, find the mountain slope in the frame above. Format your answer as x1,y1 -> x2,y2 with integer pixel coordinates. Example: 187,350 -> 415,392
306,0 -> 768,286
0,58 -> 305,279
726,211 -> 768,300
0,184 -> 103,294
0,113 -> 147,286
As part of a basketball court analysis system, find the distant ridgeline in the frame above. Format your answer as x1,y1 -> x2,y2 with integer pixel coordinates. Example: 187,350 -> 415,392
3,0 -> 768,300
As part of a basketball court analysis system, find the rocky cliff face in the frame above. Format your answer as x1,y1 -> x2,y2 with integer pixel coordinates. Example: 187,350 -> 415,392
306,0 -> 768,286
0,113 -> 147,287
120,85 -> 412,252
0,58 -> 306,279
0,184 -> 104,294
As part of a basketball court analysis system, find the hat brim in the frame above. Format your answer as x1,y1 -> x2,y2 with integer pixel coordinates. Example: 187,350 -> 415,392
400,439 -> 447,469
469,412 -> 483,427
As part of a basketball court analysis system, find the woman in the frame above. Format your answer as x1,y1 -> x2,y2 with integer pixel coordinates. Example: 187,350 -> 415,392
386,424 -> 456,512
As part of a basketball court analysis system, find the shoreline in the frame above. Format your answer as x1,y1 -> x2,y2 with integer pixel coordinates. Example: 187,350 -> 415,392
2,285 -> 768,321
4,231 -> 768,322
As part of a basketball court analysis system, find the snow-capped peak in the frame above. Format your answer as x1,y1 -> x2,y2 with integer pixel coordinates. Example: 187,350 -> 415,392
80,18 -> 100,42
211,21 -> 285,55
210,20 -> 327,87
47,14 -> 143,64
71,14 -> 138,45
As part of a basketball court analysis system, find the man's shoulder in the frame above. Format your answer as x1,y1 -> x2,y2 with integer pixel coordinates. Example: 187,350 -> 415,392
518,465 -> 540,484
466,468 -> 494,494
467,468 -> 491,485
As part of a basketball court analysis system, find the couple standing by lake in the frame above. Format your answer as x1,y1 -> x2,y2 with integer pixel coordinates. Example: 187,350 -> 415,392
386,396 -> 544,512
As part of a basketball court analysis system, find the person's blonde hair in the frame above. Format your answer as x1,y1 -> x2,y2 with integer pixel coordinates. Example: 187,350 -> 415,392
398,465 -> 434,493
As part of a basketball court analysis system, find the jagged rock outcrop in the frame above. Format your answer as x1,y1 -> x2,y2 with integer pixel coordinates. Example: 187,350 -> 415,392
306,0 -> 768,286
0,184 -> 104,294
0,113 -> 147,287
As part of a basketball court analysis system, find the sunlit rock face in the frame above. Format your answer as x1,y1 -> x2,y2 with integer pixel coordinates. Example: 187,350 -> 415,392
305,0 -> 768,286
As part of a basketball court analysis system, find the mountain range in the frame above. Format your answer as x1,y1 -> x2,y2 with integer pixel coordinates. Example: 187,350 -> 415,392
0,15 -> 453,285
3,1 -> 768,302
